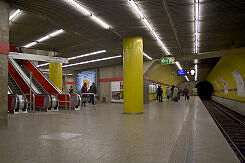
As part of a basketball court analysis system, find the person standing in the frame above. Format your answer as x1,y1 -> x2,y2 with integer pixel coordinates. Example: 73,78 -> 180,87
183,86 -> 189,100
81,83 -> 88,107
156,85 -> 163,102
69,86 -> 73,94
89,82 -> 97,105
166,86 -> 171,101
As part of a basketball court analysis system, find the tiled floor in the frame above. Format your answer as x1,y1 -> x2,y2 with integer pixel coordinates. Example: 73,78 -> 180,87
0,97 -> 240,162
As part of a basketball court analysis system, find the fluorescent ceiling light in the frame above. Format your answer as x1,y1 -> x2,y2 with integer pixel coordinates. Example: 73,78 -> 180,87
143,52 -> 153,60
195,64 -> 198,81
129,0 -> 144,19
9,9 -> 21,21
63,73 -> 73,76
63,0 -> 110,29
63,55 -> 122,68
49,29 -> 64,37
37,29 -> 64,42
175,61 -> 182,70
194,0 -> 199,54
64,0 -> 91,16
24,29 -> 64,48
37,63 -> 49,68
37,35 -> 50,42
91,15 -> 110,29
23,42 -> 37,48
68,50 -> 106,61
194,59 -> 198,64
185,76 -> 190,82
128,0 -> 170,56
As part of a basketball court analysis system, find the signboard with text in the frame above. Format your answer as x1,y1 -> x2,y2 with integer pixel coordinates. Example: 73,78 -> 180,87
161,57 -> 175,64
177,69 -> 195,76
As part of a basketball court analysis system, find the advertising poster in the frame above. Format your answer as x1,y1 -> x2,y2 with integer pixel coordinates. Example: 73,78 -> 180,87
77,70 -> 96,93
220,77 -> 228,94
232,70 -> 245,97
111,81 -> 123,102
214,80 -> 221,93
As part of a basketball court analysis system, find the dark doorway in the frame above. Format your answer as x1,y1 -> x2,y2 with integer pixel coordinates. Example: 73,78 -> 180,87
195,81 -> 214,100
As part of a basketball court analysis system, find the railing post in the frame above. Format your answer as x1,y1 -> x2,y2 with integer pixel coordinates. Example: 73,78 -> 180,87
30,72 -> 32,112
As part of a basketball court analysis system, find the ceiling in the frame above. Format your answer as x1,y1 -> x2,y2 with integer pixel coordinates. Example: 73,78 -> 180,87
8,0 -> 245,80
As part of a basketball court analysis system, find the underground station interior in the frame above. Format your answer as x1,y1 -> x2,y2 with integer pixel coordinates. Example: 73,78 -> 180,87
1,0 -> 245,162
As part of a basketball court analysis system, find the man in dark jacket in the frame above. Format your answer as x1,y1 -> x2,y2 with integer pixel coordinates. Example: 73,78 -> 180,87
89,82 -> 97,105
156,85 -> 163,102
81,83 -> 88,107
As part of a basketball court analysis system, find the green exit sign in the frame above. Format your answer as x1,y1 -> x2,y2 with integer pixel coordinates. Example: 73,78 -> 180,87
161,57 -> 175,64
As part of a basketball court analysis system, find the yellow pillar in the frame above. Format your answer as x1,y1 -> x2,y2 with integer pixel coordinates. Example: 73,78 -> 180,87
49,62 -> 62,91
123,37 -> 143,114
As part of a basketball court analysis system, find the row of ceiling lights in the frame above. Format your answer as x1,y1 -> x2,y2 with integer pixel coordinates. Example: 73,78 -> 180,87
36,49 -> 152,68
194,0 -> 199,81
9,0 -> 195,82
128,0 -> 189,81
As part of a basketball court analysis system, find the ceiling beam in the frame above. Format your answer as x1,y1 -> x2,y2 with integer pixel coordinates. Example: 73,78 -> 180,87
9,52 -> 68,63
161,47 -> 245,62
162,0 -> 183,55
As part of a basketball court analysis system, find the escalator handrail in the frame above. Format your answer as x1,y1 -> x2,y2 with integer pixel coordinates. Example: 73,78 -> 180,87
8,85 -> 13,94
9,58 -> 40,94
28,61 -> 62,94
22,64 -> 48,94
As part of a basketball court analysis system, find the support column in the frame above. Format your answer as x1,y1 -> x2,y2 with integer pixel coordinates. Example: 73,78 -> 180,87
123,37 -> 143,114
0,1 -> 9,128
49,62 -> 62,91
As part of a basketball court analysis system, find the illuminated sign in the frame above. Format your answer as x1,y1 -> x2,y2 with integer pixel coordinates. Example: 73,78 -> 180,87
161,57 -> 175,64
177,70 -> 186,75
177,69 -> 195,76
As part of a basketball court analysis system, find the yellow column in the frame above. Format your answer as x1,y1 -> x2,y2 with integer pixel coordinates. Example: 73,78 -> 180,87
49,62 -> 62,91
123,37 -> 143,114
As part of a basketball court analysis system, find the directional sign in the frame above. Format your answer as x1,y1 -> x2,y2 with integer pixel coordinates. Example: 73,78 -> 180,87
177,69 -> 195,76
161,57 -> 175,64
177,70 -> 186,76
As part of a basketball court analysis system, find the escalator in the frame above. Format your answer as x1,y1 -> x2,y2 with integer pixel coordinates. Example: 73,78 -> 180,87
8,73 -> 22,94
18,62 -> 47,94
8,58 -> 53,111
22,60 -> 81,110
8,74 -> 27,113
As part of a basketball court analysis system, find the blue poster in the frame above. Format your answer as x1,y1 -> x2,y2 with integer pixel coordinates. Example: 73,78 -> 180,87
77,70 -> 96,93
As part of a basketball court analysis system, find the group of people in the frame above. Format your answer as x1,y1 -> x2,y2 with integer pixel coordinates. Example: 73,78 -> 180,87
69,82 -> 97,107
156,85 -> 189,102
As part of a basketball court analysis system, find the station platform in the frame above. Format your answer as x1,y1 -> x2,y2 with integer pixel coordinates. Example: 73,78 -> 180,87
0,97 -> 239,162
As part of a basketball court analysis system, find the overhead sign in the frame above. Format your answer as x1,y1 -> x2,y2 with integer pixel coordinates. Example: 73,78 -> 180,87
161,57 -> 175,64
177,69 -> 195,76
177,70 -> 186,76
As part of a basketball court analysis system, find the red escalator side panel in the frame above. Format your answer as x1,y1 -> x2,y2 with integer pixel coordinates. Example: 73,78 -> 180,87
58,94 -> 70,107
58,94 -> 78,107
34,95 -> 50,109
8,61 -> 31,95
22,60 -> 60,94
9,61 -> 50,110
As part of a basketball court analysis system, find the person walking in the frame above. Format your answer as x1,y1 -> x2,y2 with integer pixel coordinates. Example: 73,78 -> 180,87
172,85 -> 179,102
156,85 -> 163,102
81,83 -> 88,107
183,86 -> 189,100
89,82 -> 97,105
166,86 -> 171,101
